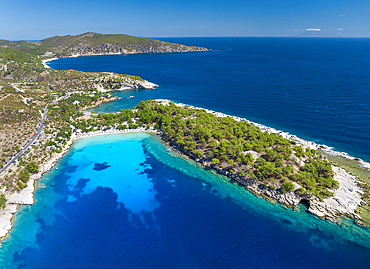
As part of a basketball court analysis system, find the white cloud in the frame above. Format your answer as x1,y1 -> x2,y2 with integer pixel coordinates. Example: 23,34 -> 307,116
337,28 -> 344,31
305,29 -> 321,32
339,14 -> 346,17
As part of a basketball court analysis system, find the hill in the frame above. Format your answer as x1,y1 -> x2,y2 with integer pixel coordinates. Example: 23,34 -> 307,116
0,32 -> 209,57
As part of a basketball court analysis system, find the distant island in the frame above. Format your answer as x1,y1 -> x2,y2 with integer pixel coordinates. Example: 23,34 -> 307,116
0,33 -> 369,240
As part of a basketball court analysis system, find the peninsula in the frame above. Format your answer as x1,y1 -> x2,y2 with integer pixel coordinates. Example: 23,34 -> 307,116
0,33 -> 369,241
0,32 -> 209,57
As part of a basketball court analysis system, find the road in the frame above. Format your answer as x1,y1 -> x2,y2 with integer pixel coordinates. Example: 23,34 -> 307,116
0,92 -> 72,176
11,83 -> 25,93
0,105 -> 48,176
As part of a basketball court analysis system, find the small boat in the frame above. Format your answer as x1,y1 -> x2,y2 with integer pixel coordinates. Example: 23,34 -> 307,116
55,167 -> 58,170
128,96 -> 135,99
166,148 -> 171,152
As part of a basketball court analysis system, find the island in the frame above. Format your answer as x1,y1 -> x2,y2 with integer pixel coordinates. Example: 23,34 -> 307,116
0,33 -> 369,240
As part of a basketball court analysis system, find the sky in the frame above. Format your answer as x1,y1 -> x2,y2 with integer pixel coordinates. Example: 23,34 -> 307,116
1,0 -> 370,40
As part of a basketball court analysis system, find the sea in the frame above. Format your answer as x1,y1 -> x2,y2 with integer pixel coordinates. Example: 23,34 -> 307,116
1,38 -> 370,268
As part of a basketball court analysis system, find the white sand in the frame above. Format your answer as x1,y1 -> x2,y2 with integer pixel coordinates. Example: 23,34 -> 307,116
42,58 -> 58,69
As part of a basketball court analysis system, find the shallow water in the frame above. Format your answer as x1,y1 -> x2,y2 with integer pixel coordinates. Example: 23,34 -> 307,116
0,133 -> 369,268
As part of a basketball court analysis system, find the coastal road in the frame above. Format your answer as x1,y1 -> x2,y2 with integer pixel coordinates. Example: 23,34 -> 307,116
0,105 -> 48,176
0,91 -> 72,176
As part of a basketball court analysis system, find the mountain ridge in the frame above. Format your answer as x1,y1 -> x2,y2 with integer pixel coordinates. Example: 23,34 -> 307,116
0,32 -> 209,57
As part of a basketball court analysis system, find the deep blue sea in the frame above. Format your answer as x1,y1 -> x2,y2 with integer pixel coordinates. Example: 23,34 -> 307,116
1,38 -> 370,268
51,37 -> 370,162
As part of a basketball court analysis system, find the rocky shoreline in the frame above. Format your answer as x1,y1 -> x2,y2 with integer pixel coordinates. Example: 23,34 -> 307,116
81,96 -> 120,111
163,136 -> 364,224
154,99 -> 366,225
0,137 -> 74,239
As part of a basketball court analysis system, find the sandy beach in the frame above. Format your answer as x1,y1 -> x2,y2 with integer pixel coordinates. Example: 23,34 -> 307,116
42,58 -> 58,69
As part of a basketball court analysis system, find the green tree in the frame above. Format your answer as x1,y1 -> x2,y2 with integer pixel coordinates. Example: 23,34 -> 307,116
25,162 -> 39,173
281,181 -> 295,193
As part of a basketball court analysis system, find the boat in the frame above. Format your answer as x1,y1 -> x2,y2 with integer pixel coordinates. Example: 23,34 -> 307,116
166,148 -> 171,152
128,96 -> 135,99
55,167 -> 58,170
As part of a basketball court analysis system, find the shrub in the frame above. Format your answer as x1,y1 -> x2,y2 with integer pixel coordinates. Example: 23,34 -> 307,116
281,181 -> 295,193
0,194 -> 6,209
18,169 -> 30,183
25,162 -> 39,173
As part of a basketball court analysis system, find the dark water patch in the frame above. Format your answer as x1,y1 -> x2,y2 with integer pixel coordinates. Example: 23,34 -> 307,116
93,162 -> 111,171
62,165 -> 78,174
75,178 -> 90,189
281,219 -> 292,225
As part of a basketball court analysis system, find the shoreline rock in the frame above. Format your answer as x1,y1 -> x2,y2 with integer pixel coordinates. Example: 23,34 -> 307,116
154,99 -> 366,223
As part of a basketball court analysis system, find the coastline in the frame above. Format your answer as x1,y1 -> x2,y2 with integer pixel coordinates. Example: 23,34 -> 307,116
154,99 -> 367,224
156,99 -> 370,171
1,97 -> 369,241
0,127 -> 161,241
1,55 -> 159,241
41,57 -> 158,90
42,58 -> 59,69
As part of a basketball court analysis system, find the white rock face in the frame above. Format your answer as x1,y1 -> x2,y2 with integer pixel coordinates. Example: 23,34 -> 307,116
308,166 -> 363,219
0,204 -> 18,238
0,138 -> 74,240
139,81 -> 158,89
7,178 -> 35,205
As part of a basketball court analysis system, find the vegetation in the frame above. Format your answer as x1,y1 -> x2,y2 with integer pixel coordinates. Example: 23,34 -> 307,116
0,47 -> 40,64
17,161 -> 39,190
0,44 -> 147,192
80,100 -> 339,200
0,194 -> 6,209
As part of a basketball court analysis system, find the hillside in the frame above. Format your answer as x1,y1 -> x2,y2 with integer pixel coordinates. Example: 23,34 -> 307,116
0,32 -> 209,57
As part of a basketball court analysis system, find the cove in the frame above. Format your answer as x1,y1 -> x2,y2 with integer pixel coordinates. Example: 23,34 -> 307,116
0,132 -> 369,268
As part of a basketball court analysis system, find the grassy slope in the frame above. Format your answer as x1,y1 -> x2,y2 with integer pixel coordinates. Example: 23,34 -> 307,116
0,47 -> 37,63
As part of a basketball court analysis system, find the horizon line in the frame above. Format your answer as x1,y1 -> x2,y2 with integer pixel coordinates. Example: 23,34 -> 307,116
5,34 -> 370,42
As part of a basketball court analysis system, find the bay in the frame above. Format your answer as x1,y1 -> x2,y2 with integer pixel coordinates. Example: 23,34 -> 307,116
0,133 -> 369,268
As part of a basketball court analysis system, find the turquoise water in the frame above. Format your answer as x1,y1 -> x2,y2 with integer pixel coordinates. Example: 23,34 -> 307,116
1,133 -> 370,268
